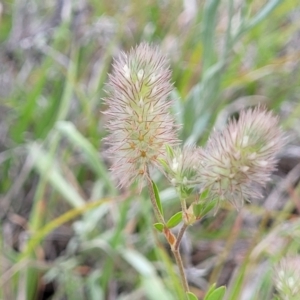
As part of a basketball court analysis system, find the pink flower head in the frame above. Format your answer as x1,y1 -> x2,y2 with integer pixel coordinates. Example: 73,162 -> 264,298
103,43 -> 179,189
197,106 -> 284,208
162,145 -> 198,185
274,256 -> 300,299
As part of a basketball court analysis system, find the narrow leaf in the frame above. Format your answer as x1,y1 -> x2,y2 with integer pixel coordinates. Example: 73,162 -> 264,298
201,199 -> 218,216
192,203 -> 202,218
202,0 -> 221,73
187,291 -> 198,300
166,212 -> 182,228
206,286 -> 226,300
153,223 -> 164,232
204,284 -> 217,300
56,121 -> 116,193
165,144 -> 174,158
248,0 -> 283,29
233,0 -> 284,43
122,249 -> 155,276
152,181 -> 163,216
121,249 -> 178,299
157,158 -> 169,171
143,277 -> 173,300
29,143 -> 85,208
200,189 -> 210,200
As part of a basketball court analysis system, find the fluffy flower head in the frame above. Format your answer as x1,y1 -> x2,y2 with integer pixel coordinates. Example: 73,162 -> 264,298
164,144 -> 200,199
274,256 -> 300,300
162,145 -> 198,185
197,106 -> 283,208
103,43 -> 178,189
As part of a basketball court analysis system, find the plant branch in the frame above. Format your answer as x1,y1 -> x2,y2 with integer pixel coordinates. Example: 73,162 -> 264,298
175,223 -> 188,250
172,222 -> 189,294
145,166 -> 189,294
172,248 -> 189,293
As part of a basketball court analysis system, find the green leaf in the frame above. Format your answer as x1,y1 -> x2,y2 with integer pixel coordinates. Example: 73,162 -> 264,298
202,0 -> 221,73
153,223 -> 164,232
180,186 -> 194,198
121,249 -> 155,276
152,181 -> 164,216
56,121 -> 116,193
204,283 -> 216,300
201,199 -> 218,216
186,291 -> 198,300
192,203 -> 202,218
205,286 -> 226,300
143,277 -> 173,300
121,249 -> 173,300
166,212 -> 182,228
192,195 -> 218,219
233,0 -> 285,43
86,271 -> 104,300
165,144 -> 174,158
247,0 -> 283,30
200,189 -> 210,200
157,158 -> 169,171
28,143 -> 85,208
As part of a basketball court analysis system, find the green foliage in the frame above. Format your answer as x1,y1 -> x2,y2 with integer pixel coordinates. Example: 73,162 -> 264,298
153,223 -> 164,232
0,0 -> 299,299
204,284 -> 226,300
166,212 -> 183,229
186,291 -> 199,300
192,194 -> 218,219
28,143 -> 86,208
152,180 -> 164,216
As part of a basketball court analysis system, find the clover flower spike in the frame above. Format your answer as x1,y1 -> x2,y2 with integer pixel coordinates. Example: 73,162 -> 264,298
163,145 -> 199,186
197,106 -> 284,208
103,43 -> 179,189
274,256 -> 300,300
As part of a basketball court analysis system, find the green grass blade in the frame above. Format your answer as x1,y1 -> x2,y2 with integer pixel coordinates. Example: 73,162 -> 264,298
55,121 -> 116,194
201,0 -> 221,73
28,143 -> 85,208
121,249 -> 173,300
247,0 -> 284,29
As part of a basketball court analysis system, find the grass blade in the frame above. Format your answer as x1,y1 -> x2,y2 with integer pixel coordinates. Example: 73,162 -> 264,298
29,143 -> 85,208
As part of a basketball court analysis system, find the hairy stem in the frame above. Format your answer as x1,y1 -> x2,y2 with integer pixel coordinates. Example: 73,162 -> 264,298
172,222 -> 189,294
175,223 -> 188,251
145,167 -> 189,294
172,248 -> 190,293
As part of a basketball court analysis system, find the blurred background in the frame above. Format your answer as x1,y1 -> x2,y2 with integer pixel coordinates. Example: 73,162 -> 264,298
0,0 -> 300,299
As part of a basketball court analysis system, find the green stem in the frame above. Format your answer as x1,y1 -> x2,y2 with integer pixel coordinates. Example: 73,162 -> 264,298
145,168 -> 166,225
145,167 -> 190,295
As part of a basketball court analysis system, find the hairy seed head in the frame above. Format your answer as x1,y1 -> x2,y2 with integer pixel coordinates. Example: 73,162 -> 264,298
163,145 -> 198,186
103,43 -> 179,189
197,106 -> 284,208
274,256 -> 300,300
